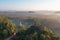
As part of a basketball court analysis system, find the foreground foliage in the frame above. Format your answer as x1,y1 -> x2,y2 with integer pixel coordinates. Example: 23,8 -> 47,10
0,16 -> 16,40
11,25 -> 60,40
0,16 -> 60,40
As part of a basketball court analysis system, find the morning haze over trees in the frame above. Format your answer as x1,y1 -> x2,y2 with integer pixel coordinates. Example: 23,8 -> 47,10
0,0 -> 60,40
0,16 -> 60,40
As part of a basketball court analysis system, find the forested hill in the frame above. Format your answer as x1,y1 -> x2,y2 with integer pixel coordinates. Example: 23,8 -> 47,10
0,16 -> 60,40
10,24 -> 60,40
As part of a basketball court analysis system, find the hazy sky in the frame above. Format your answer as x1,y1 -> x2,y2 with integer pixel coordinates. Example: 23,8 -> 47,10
0,0 -> 60,11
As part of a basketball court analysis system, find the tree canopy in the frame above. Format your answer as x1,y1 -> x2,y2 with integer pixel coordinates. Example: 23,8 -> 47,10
0,16 -> 16,40
11,25 -> 60,40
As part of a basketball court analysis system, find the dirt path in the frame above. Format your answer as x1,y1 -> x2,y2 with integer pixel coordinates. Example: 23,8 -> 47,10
4,35 -> 14,40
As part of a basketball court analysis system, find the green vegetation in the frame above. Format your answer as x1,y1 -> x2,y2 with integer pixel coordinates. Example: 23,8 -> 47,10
11,25 -> 60,40
0,16 -> 16,40
0,16 -> 60,40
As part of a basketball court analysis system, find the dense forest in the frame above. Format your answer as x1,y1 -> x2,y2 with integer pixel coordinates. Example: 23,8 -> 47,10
0,16 -> 60,40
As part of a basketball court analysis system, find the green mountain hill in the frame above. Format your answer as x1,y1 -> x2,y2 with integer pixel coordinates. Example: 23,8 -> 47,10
0,16 -> 60,40
10,25 -> 60,40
